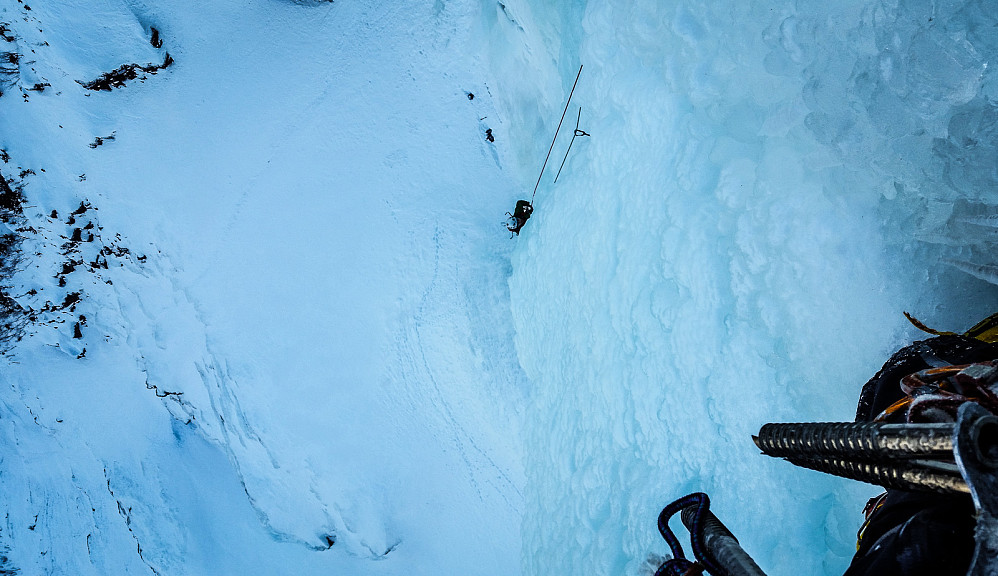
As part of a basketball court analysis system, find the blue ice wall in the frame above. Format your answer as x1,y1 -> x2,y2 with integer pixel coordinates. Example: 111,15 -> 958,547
495,1 -> 998,574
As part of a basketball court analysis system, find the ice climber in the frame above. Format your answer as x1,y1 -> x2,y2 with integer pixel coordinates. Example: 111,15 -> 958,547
505,200 -> 533,236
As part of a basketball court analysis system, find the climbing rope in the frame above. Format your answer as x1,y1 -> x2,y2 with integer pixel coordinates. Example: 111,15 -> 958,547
531,64 -> 583,204
553,106 -> 590,184
655,493 -> 724,576
874,360 -> 998,423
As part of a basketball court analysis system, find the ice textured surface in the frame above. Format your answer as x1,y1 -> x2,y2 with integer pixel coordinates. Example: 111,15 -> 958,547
1,0 -> 997,575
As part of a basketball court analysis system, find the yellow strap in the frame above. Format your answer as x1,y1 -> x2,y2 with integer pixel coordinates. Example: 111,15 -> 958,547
903,312 -> 958,337
964,312 -> 998,343
904,311 -> 998,343
856,492 -> 888,550
873,397 -> 911,422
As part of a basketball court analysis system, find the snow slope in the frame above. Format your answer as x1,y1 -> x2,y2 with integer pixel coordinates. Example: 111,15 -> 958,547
2,0 -> 525,574
2,0 -> 998,575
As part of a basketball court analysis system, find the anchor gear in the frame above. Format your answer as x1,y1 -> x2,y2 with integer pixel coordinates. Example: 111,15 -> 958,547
553,107 -> 590,184
530,64 -> 583,204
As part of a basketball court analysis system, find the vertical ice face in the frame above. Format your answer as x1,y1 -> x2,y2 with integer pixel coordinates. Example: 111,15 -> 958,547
499,1 -> 998,575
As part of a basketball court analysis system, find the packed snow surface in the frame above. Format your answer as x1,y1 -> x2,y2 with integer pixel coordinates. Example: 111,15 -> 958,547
1,0 -> 997,575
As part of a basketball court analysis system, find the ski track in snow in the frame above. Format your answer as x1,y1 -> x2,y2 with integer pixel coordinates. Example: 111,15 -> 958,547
4,0 -> 998,575
409,225 -> 522,507
2,0 -> 526,573
216,76 -> 341,243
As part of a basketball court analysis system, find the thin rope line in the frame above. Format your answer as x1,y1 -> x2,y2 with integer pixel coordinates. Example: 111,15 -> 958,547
531,64 -> 583,203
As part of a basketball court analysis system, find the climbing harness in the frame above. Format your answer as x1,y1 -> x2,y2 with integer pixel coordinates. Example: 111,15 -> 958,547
553,107 -> 590,184
655,492 -> 766,576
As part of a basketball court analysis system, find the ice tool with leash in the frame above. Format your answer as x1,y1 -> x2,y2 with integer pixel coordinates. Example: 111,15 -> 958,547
655,493 -> 765,576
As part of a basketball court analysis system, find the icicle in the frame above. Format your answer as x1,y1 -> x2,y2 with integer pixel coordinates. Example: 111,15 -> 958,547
944,259 -> 998,286
957,214 -> 998,230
